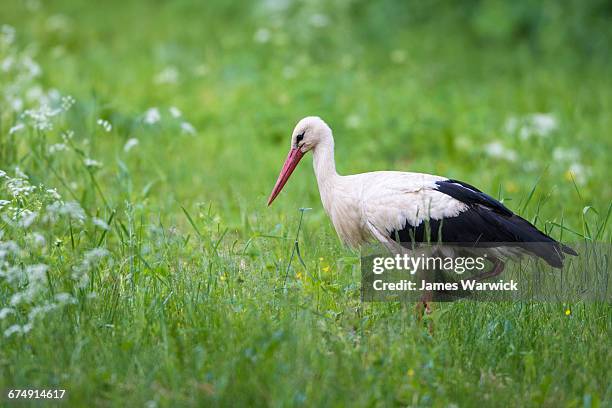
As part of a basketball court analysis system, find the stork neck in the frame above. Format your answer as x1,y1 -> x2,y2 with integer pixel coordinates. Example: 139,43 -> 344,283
312,140 -> 338,186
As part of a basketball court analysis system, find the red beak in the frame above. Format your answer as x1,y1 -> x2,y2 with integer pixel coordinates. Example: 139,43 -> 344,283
267,147 -> 305,206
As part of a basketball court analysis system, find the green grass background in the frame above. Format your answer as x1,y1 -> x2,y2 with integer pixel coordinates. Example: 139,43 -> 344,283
0,0 -> 611,406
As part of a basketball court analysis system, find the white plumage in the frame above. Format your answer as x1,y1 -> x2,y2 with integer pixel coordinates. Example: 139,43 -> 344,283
316,171 -> 466,248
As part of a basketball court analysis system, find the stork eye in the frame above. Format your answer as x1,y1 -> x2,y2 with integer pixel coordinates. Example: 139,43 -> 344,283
296,133 -> 304,143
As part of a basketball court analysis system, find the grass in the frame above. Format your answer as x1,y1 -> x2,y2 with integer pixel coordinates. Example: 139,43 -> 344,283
0,0 -> 611,406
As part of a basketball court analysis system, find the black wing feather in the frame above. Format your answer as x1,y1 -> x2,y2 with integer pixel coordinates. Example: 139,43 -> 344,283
436,179 -> 513,216
388,179 -> 577,268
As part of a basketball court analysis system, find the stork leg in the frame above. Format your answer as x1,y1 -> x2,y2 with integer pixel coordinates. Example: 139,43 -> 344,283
415,266 -> 434,319
415,288 -> 434,335
470,257 -> 505,282
415,292 -> 433,318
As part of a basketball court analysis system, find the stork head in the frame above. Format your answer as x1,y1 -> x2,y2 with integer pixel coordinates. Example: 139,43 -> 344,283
267,116 -> 332,206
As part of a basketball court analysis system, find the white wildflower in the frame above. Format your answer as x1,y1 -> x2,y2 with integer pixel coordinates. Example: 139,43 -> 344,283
84,248 -> 110,263
1,55 -> 14,71
0,200 -> 10,209
46,14 -> 71,33
72,248 -> 110,288
145,400 -> 158,408
45,188 -> 61,200
180,121 -> 196,135
0,308 -> 14,319
22,104 -> 61,131
61,95 -> 75,110
48,143 -> 68,154
123,138 -> 139,152
169,106 -> 182,118
26,232 -> 46,247
254,28 -> 271,43
154,66 -> 179,84
84,158 -> 102,168
92,217 -> 110,230
21,57 -> 41,80
144,107 -> 161,124
552,147 -> 580,162
21,210 -> 38,228
62,130 -> 74,141
5,171 -> 36,198
259,0 -> 290,13
0,24 -> 16,45
530,113 -> 557,137
9,123 -> 24,135
55,292 -> 77,304
9,264 -> 49,306
4,324 -> 23,337
566,163 -> 589,185
28,302 -> 57,320
2,209 -> 38,229
96,119 -> 112,132
509,113 -> 558,140
484,141 -> 518,162
9,97 -> 23,112
0,241 -> 20,259
26,264 -> 48,280
47,89 -> 62,104
45,201 -> 86,223
14,167 -> 28,179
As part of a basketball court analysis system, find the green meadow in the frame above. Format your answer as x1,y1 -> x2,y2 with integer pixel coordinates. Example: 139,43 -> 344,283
0,1 -> 610,406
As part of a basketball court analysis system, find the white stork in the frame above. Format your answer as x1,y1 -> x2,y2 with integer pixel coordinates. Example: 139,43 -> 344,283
267,117 -> 577,306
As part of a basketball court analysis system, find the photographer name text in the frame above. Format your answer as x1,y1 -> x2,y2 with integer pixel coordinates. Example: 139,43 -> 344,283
372,279 -> 518,292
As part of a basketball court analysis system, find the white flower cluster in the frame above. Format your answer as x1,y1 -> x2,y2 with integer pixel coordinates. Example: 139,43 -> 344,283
0,27 -> 116,339
501,113 -> 589,184
1,25 -> 75,133
71,248 -> 110,289
0,168 -> 111,338
154,66 -> 179,85
142,106 -> 197,135
3,167 -> 36,198
483,141 -> 518,162
505,113 -> 558,140
553,147 -> 590,185
96,118 -> 112,132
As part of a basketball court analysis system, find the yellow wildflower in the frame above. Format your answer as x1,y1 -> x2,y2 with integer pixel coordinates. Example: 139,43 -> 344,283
506,181 -> 518,193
